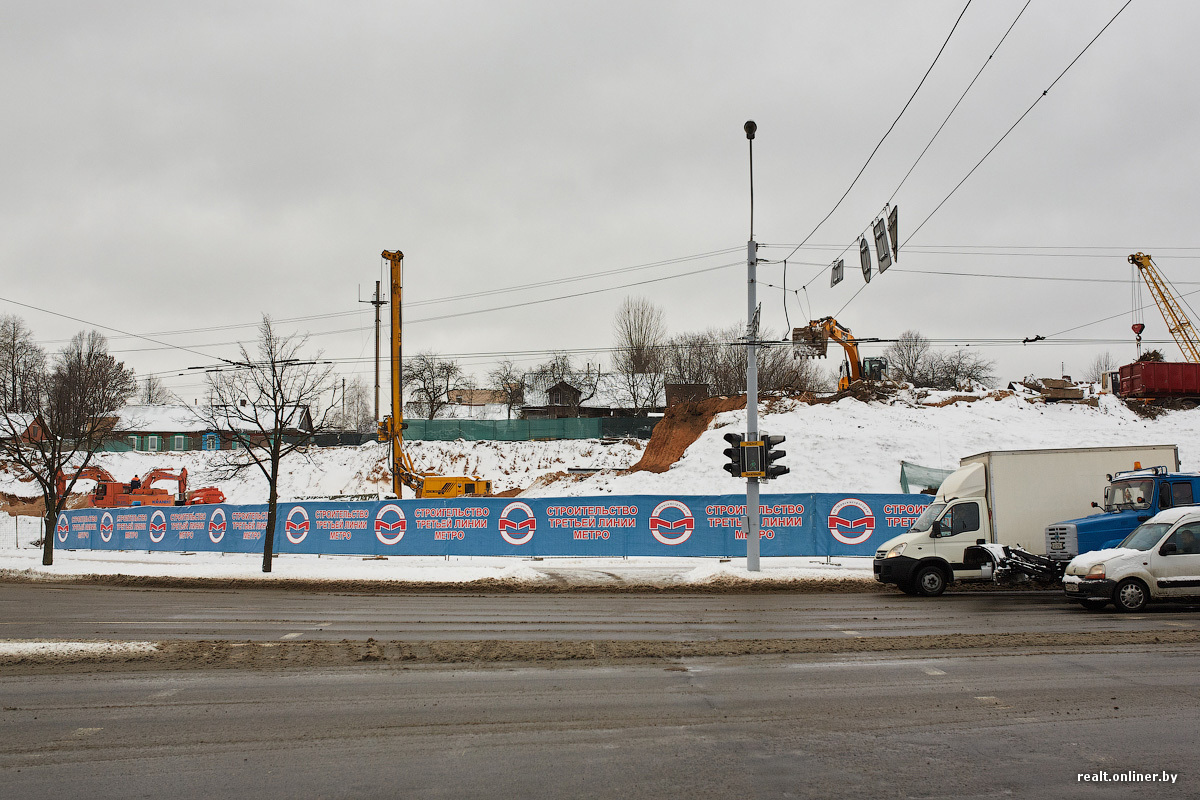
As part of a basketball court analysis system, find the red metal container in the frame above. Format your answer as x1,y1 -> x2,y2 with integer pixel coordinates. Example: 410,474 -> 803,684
1119,361 -> 1200,398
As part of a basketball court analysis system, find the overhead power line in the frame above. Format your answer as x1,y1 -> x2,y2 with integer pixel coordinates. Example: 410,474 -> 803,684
779,0 -> 973,264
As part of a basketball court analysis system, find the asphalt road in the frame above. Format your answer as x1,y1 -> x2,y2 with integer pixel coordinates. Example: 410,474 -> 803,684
3,583 -> 1198,642
2,647 -> 1195,799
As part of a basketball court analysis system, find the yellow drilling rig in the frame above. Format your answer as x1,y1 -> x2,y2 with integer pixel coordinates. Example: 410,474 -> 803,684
377,250 -> 492,499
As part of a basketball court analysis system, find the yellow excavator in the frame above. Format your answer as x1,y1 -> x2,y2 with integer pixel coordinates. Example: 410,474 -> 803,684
377,250 -> 492,499
793,316 -> 889,391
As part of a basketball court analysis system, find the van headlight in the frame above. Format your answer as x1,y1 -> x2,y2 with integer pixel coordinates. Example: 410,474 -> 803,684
1086,563 -> 1106,579
885,543 -> 907,558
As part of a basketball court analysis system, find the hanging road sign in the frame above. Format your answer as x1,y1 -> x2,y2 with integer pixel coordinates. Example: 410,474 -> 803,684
859,238 -> 872,283
888,205 -> 899,262
873,218 -> 892,273
830,258 -> 844,287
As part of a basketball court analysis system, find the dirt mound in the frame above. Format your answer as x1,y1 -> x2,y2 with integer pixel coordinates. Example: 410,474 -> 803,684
630,396 -> 746,474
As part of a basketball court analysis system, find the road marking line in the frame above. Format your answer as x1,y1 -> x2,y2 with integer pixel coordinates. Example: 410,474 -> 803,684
1162,621 -> 1193,628
148,689 -> 180,699
922,667 -> 946,676
73,728 -> 102,737
841,630 -> 861,636
281,632 -> 303,640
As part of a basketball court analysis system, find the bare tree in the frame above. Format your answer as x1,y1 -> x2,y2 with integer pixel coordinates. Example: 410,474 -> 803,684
488,359 -> 526,419
1083,351 -> 1119,383
0,315 -> 45,413
883,330 -> 994,389
138,374 -> 171,404
611,296 -> 666,413
194,317 -> 335,573
403,351 -> 463,420
664,331 -> 713,388
883,330 -> 933,384
330,376 -> 373,432
926,349 -> 995,390
0,330 -> 136,565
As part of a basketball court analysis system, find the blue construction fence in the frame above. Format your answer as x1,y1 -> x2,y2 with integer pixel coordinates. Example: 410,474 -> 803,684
55,493 -> 931,558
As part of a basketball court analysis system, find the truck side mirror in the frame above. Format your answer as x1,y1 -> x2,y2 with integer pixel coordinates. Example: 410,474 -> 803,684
1161,542 -> 1178,556
930,520 -> 942,538
1091,501 -> 1099,508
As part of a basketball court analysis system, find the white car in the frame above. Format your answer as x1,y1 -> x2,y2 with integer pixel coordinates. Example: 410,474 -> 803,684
1063,506 -> 1200,612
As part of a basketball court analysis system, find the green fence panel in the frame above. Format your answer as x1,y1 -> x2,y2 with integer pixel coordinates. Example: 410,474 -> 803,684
396,418 -> 655,441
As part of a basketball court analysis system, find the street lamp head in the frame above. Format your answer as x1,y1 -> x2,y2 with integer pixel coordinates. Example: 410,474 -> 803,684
744,120 -> 756,140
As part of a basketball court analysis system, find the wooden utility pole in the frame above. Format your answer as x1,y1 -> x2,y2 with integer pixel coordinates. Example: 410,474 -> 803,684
360,280 -> 388,422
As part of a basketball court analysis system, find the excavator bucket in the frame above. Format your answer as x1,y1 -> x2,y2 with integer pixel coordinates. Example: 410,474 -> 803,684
792,324 -> 828,358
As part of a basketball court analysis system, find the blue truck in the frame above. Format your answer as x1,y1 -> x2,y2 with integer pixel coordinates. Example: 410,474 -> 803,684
1045,465 -> 1200,561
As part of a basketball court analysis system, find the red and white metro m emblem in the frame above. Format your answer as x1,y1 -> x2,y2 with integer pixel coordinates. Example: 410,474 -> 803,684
56,514 -> 70,543
648,500 -> 693,545
374,503 -> 406,545
99,512 -> 114,543
209,507 -> 227,543
828,497 -> 875,545
149,510 -> 167,543
285,506 -> 310,545
498,501 -> 536,546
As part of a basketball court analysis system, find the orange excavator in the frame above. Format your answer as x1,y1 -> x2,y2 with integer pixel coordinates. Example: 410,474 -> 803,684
56,466 -> 226,507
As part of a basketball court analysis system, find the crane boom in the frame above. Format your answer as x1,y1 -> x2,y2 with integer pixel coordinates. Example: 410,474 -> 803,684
1129,252 -> 1200,363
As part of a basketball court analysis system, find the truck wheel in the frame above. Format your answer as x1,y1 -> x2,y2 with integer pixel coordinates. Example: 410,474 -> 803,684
1080,598 -> 1109,612
1113,579 -> 1149,613
914,564 -> 948,597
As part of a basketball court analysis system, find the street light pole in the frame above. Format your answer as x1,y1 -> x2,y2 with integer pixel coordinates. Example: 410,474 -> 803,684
744,120 -> 761,572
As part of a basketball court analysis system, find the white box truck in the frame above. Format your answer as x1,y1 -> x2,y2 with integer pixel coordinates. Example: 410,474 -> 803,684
872,444 -> 1179,596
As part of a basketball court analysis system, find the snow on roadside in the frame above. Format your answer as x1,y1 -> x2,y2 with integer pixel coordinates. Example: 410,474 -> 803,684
0,641 -> 158,658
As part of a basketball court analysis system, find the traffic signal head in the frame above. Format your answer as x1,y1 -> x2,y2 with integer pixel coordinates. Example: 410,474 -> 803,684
722,432 -> 743,477
764,434 -> 789,480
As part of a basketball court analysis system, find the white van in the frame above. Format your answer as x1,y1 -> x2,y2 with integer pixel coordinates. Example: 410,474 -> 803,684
1062,506 -> 1200,612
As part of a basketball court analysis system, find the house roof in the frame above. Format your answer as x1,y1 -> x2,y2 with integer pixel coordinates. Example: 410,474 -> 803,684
524,374 -> 664,408
114,403 -> 314,434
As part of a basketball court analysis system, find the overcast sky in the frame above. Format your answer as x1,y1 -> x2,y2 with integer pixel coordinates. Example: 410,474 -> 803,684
2,0 -> 1196,405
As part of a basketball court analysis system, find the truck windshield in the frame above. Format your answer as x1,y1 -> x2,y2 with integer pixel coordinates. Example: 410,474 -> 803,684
1105,479 -> 1154,512
1118,522 -> 1171,551
909,503 -> 945,533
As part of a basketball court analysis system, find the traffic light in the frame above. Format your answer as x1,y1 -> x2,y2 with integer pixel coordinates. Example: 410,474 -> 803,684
764,434 -> 789,480
722,432 -> 743,477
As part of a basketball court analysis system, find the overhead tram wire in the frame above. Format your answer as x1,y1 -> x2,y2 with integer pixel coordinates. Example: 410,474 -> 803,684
776,0 -> 973,267
40,246 -> 743,347
0,293 -> 244,366
779,0 -> 1031,307
902,0 -> 1135,249
886,0 -> 1031,206
830,0 -> 1136,319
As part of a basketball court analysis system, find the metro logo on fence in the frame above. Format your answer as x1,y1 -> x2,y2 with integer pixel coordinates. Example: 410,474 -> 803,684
285,506 -> 310,544
56,492 -> 930,558
373,503 -> 407,545
498,501 -> 537,546
827,497 -> 876,545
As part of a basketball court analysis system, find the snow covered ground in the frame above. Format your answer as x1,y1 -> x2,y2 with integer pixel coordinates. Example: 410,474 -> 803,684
3,389 -> 1198,584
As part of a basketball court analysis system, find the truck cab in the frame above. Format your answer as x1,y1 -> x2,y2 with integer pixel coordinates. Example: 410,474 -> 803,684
1046,467 -> 1200,561
873,463 -> 992,596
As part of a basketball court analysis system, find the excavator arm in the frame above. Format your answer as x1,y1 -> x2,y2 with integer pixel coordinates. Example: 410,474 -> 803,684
138,468 -> 188,502
56,466 -> 117,498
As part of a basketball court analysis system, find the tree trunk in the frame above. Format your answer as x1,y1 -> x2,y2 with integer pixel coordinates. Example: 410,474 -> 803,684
262,455 -> 279,573
41,510 -> 54,566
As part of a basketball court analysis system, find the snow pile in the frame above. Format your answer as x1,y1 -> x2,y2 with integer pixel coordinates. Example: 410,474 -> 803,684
528,393 -> 1199,496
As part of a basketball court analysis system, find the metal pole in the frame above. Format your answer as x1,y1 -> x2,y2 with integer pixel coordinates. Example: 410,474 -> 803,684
744,120 -> 760,572
746,238 -> 760,572
383,251 -> 405,499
